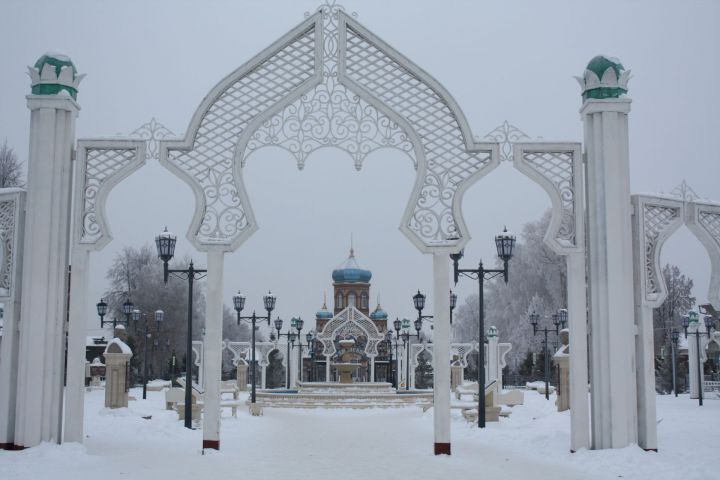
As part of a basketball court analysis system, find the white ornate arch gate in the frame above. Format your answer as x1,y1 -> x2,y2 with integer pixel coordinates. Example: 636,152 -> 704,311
57,1 -> 590,454
0,0 -> 642,455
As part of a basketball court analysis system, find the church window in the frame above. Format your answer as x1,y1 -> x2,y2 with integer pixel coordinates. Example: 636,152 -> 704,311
361,293 -> 368,309
348,293 -> 356,307
336,293 -> 343,309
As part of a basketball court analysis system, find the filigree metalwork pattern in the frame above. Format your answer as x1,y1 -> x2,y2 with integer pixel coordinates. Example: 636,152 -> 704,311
225,341 -> 250,366
243,5 -> 415,171
643,204 -> 680,295
317,305 -> 383,357
0,199 -> 16,295
130,118 -> 176,161
81,148 -> 138,244
482,121 -> 530,162
451,342 -> 477,368
344,25 -> 492,243
698,211 -> 720,247
167,27 -> 317,244
523,151 -> 576,246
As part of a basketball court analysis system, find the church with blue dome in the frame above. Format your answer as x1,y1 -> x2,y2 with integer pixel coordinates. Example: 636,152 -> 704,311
315,246 -> 388,334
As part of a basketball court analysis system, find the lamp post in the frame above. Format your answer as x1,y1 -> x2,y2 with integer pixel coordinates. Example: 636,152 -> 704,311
305,332 -> 317,382
96,295 -> 134,329
272,318 -> 297,389
294,317 -> 304,383
392,318 -> 402,389
450,227 -> 516,428
233,291 -> 276,404
132,308 -> 164,400
401,317 -> 422,391
155,227 -> 207,429
670,328 -> 679,398
449,290 -> 457,325
384,330 -> 394,386
683,312 -> 715,406
529,310 -> 563,401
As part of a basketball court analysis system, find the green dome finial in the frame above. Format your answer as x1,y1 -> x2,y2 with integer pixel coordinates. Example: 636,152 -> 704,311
28,52 -> 84,100
576,55 -> 630,101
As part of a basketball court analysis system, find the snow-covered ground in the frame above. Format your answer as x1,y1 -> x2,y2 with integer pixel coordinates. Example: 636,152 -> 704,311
1,388 -> 718,480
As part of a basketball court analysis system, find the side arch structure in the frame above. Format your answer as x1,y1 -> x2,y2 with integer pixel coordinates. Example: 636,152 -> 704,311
512,142 -> 589,452
632,183 -> 720,450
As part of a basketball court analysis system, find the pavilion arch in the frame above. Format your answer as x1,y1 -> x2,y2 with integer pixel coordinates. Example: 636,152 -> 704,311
62,1 -> 593,452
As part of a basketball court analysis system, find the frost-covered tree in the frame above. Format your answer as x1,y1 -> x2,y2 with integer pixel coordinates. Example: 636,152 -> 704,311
451,211 -> 566,368
103,245 -> 206,380
654,263 -> 695,393
0,140 -> 24,188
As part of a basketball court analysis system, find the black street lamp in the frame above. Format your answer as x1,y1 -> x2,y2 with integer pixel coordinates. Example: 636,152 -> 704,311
96,295 -> 134,330
305,332 -> 317,382
384,330 -> 394,386
670,328 -> 680,398
449,290 -> 458,325
234,291 -> 276,404
529,310 -> 563,401
450,227 -> 516,428
155,227 -> 207,430
132,308 -> 164,400
272,318 -> 297,389
400,316 -> 422,391
294,317 -> 304,383
683,311 -> 715,406
391,318 -> 402,389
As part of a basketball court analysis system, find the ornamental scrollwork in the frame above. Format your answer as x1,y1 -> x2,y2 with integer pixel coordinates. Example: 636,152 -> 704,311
0,198 -> 17,296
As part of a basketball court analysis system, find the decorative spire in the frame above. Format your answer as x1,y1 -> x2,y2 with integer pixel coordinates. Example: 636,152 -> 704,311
322,292 -> 328,310
576,55 -> 630,101
350,232 -> 354,257
28,52 -> 84,100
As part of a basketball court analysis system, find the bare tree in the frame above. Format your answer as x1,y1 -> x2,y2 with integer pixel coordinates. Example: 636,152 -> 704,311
0,140 -> 24,188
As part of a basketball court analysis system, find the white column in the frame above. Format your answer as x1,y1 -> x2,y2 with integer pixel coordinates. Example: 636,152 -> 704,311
290,345 -> 297,388
487,332 -> 498,386
687,322 -> 702,399
261,365 -> 267,389
325,354 -> 330,382
410,355 -> 416,390
567,252 -> 590,451
582,96 -> 638,449
202,250 -> 224,450
432,253 -> 451,455
370,357 -> 375,382
15,95 -> 78,448
64,249 -> 90,443
0,297 -> 21,448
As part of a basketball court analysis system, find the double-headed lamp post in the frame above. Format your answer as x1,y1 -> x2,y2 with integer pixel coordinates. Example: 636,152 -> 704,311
450,227 -> 516,428
96,296 -> 134,330
529,309 -> 564,400
294,317 -> 305,383
272,318 -> 297,389
392,318 -> 402,389
132,308 -> 164,400
233,291 -> 276,404
305,332 -> 317,382
683,311 -> 715,406
384,330 -> 394,386
155,227 -> 207,430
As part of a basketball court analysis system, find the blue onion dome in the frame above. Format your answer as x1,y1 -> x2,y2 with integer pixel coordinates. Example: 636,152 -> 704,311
370,304 -> 388,320
316,299 -> 333,319
332,248 -> 372,283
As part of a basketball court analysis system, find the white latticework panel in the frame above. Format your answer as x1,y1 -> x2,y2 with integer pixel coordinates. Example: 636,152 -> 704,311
643,204 -> 681,297
522,151 -> 576,247
81,148 -> 138,244
343,22 -> 492,243
130,118 -> 176,161
0,197 -> 17,296
316,305 -> 383,357
698,211 -> 720,246
243,7 -> 415,171
225,341 -> 251,366
450,342 -> 477,368
482,121 -> 530,162
166,25 -> 317,245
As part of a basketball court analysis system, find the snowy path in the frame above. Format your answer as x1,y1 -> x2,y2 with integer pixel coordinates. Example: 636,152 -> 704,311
1,388 -> 718,480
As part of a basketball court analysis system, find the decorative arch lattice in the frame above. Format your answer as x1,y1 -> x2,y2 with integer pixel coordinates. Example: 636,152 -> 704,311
157,1 -> 500,253
316,305 -> 383,358
633,182 -> 720,308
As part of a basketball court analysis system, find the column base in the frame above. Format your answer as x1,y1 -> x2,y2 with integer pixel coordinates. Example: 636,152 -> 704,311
434,442 -> 451,455
202,440 -> 219,450
1,443 -> 25,451
643,448 -> 658,452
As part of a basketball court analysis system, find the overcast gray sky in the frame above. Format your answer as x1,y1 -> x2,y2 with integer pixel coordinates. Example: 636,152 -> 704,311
1,0 -> 719,340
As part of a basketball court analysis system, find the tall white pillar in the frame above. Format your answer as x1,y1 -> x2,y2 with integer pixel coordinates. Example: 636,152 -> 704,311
0,190 -> 25,450
432,253 -> 451,455
487,328 -> 499,386
325,354 -> 330,382
64,249 -> 90,442
370,357 -> 375,382
14,54 -> 81,448
687,320 -> 703,399
579,55 -> 637,449
567,252 -> 590,451
202,250 -> 224,450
